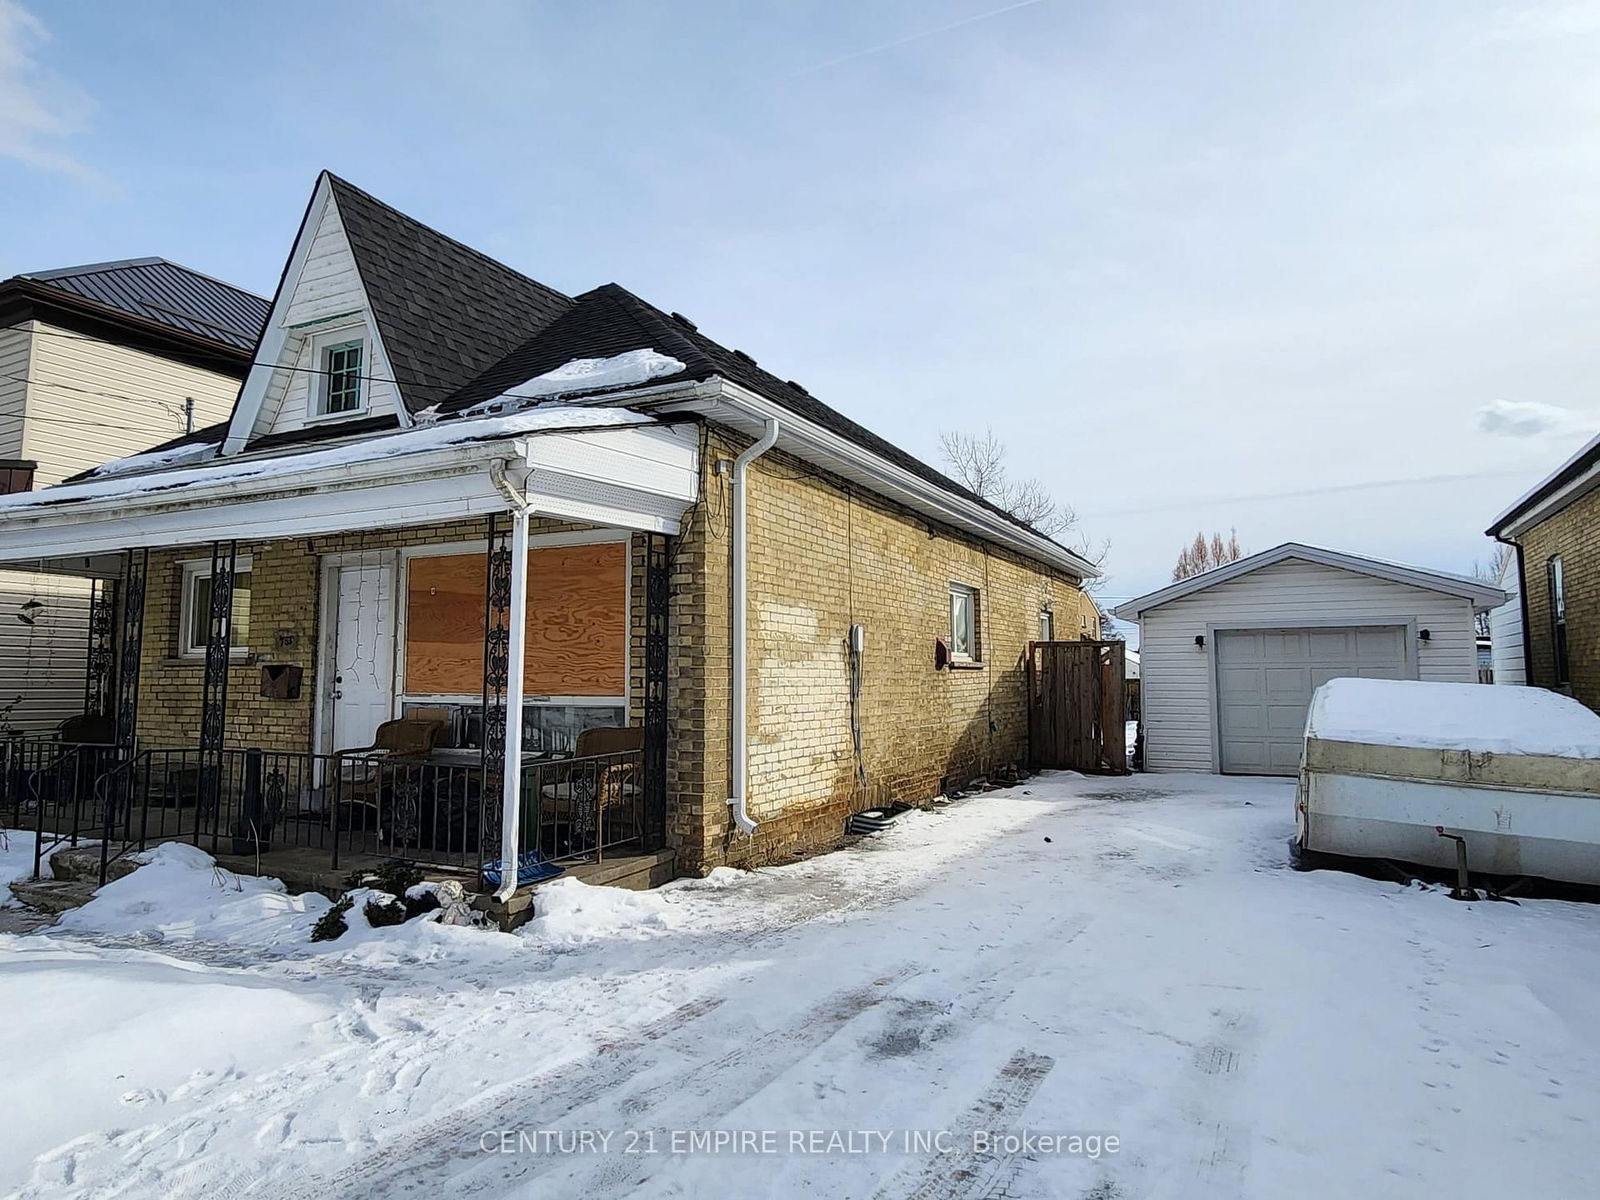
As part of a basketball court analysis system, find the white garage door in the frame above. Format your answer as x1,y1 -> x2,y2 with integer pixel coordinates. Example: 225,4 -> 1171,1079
1216,626 -> 1409,775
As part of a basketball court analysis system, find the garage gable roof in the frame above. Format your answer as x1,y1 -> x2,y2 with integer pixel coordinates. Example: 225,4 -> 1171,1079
1112,543 -> 1506,620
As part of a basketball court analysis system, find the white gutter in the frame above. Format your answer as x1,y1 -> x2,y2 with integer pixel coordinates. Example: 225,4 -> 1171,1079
729,417 -> 780,837
649,382 -> 1102,581
490,461 -> 533,902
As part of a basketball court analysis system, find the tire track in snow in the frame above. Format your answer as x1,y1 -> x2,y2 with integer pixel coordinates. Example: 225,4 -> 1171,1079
234,993 -> 729,1200
872,1050 -> 1056,1200
438,965 -> 922,1199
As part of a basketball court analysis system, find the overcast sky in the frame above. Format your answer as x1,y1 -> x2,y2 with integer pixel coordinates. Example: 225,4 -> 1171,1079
2,0 -> 1597,615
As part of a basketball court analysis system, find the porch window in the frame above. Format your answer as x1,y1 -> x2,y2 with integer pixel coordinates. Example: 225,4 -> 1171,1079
180,558 -> 253,657
400,538 -> 629,748
317,339 -> 365,416
1549,554 -> 1570,685
949,583 -> 979,662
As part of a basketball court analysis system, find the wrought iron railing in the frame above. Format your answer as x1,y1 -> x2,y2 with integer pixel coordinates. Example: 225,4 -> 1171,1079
4,740 -> 649,887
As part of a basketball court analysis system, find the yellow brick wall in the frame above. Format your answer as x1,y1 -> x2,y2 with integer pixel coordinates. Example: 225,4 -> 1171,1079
1516,490 -> 1600,712
133,516 -> 646,751
670,426 -> 1094,872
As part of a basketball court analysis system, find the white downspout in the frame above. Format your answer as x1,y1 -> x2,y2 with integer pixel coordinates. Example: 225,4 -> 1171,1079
729,418 -> 779,837
490,462 -> 532,902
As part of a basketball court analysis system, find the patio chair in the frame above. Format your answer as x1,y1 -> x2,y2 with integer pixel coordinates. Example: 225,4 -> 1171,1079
535,726 -> 643,851
333,717 -> 447,842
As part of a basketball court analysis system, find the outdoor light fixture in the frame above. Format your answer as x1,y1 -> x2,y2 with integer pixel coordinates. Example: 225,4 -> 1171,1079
1419,629 -> 1432,641
1194,634 -> 1206,648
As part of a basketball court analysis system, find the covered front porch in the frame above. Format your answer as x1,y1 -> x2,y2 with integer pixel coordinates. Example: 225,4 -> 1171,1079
0,412 -> 697,899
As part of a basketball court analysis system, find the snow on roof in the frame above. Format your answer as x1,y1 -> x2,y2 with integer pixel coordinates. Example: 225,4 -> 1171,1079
0,406 -> 653,513
90,439 -> 220,479
1307,678 -> 1600,760
462,349 -> 687,416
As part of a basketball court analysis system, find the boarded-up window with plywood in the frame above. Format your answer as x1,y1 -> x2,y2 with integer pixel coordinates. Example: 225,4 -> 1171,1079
403,541 -> 628,697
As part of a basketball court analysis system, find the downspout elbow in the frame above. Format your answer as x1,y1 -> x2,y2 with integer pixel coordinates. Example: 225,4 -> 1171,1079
729,418 -> 779,838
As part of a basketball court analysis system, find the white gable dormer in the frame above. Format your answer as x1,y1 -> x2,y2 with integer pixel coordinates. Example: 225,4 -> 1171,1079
223,175 -> 406,453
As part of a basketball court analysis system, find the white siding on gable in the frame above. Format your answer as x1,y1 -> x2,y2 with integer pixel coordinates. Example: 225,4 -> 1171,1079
1490,562 -> 1526,686
252,197 -> 400,438
1139,558 -> 1479,773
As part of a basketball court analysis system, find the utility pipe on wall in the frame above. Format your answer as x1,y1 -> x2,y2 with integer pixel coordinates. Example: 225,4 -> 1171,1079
729,418 -> 780,837
491,462 -> 533,901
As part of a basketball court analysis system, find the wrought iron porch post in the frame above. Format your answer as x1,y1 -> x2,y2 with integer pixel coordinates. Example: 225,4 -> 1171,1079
195,540 -> 237,844
113,550 -> 148,759
83,577 -> 118,720
480,514 -> 512,866
643,533 -> 671,852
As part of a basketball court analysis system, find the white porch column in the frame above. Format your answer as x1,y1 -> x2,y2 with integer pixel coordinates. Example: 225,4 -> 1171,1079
496,505 -> 531,901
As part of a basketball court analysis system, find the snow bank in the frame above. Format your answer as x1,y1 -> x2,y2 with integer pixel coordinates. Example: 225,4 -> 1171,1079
1308,677 -> 1600,759
56,842 -> 331,947
0,829 -> 41,906
519,877 -> 694,947
88,438 -> 218,478
463,350 -> 687,416
0,405 -> 654,511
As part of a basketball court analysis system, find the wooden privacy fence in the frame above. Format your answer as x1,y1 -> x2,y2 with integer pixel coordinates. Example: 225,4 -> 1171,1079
1026,640 -> 1128,774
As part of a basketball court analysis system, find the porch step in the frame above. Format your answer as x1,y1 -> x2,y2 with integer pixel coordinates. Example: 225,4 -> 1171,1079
50,845 -> 142,885
477,849 -> 677,930
10,877 -> 97,914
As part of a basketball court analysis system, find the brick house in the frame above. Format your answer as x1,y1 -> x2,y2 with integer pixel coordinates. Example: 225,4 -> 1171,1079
1488,432 -> 1600,713
0,174 -> 1100,901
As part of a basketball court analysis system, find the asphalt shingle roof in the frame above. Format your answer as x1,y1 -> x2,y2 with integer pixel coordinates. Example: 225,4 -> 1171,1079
327,176 -> 574,410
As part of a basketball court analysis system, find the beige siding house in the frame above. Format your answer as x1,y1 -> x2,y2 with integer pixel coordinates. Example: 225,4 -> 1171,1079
1115,545 -> 1504,776
0,261 -> 267,731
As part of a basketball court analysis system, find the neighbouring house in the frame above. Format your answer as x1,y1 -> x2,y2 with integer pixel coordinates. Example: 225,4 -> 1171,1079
1487,432 -> 1600,713
0,259 -> 267,732
0,173 -> 1101,903
1113,543 -> 1505,776
1488,551 -> 1525,687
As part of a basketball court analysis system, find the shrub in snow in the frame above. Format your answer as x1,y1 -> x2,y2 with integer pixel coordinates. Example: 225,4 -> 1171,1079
310,895 -> 353,942
363,894 -> 408,929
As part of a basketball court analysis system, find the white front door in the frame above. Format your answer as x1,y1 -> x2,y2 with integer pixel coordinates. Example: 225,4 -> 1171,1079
328,559 -> 396,753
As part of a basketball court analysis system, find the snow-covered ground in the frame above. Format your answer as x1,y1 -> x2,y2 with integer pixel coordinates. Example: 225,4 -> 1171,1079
4,772 -> 1600,1199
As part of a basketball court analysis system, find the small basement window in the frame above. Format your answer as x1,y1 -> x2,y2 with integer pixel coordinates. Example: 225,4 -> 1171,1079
180,557 -> 253,657
949,583 -> 979,662
317,338 -> 365,416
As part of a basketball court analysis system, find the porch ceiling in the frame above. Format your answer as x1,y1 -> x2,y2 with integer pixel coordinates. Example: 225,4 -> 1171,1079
0,421 -> 698,570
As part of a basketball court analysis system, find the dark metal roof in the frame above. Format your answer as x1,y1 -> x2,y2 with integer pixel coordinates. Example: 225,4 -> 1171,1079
19,258 -> 269,351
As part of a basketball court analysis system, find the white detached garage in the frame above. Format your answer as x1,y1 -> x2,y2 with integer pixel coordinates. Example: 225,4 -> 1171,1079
1113,544 -> 1506,776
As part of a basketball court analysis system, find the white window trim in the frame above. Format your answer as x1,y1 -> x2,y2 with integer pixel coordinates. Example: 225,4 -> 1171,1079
306,324 -> 369,422
179,555 -> 254,659
396,531 -> 633,707
1040,607 -> 1054,642
949,582 -> 979,662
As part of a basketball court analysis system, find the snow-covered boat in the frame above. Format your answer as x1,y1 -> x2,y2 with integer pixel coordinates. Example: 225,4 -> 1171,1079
1295,678 -> 1600,885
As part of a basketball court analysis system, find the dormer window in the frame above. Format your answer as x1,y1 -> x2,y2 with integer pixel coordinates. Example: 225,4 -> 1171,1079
314,335 -> 365,417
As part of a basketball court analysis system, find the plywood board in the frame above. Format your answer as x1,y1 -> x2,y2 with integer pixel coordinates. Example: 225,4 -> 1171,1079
403,542 -> 627,698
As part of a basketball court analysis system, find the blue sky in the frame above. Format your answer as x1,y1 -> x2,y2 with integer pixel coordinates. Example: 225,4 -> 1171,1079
2,0 -> 1598,612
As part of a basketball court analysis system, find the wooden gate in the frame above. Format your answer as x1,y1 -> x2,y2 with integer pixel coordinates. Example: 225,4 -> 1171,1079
1027,640 -> 1128,774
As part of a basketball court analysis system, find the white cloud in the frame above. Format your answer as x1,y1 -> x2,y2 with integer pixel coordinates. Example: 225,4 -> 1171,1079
1476,399 -> 1596,439
0,0 -> 93,178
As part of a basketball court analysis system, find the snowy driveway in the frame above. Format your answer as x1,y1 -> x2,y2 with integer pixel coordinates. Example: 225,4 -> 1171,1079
4,772 -> 1600,1199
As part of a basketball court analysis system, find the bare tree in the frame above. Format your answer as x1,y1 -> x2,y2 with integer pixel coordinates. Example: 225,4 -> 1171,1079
1172,529 -> 1244,581
1472,543 -> 1515,639
938,428 -> 1102,569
